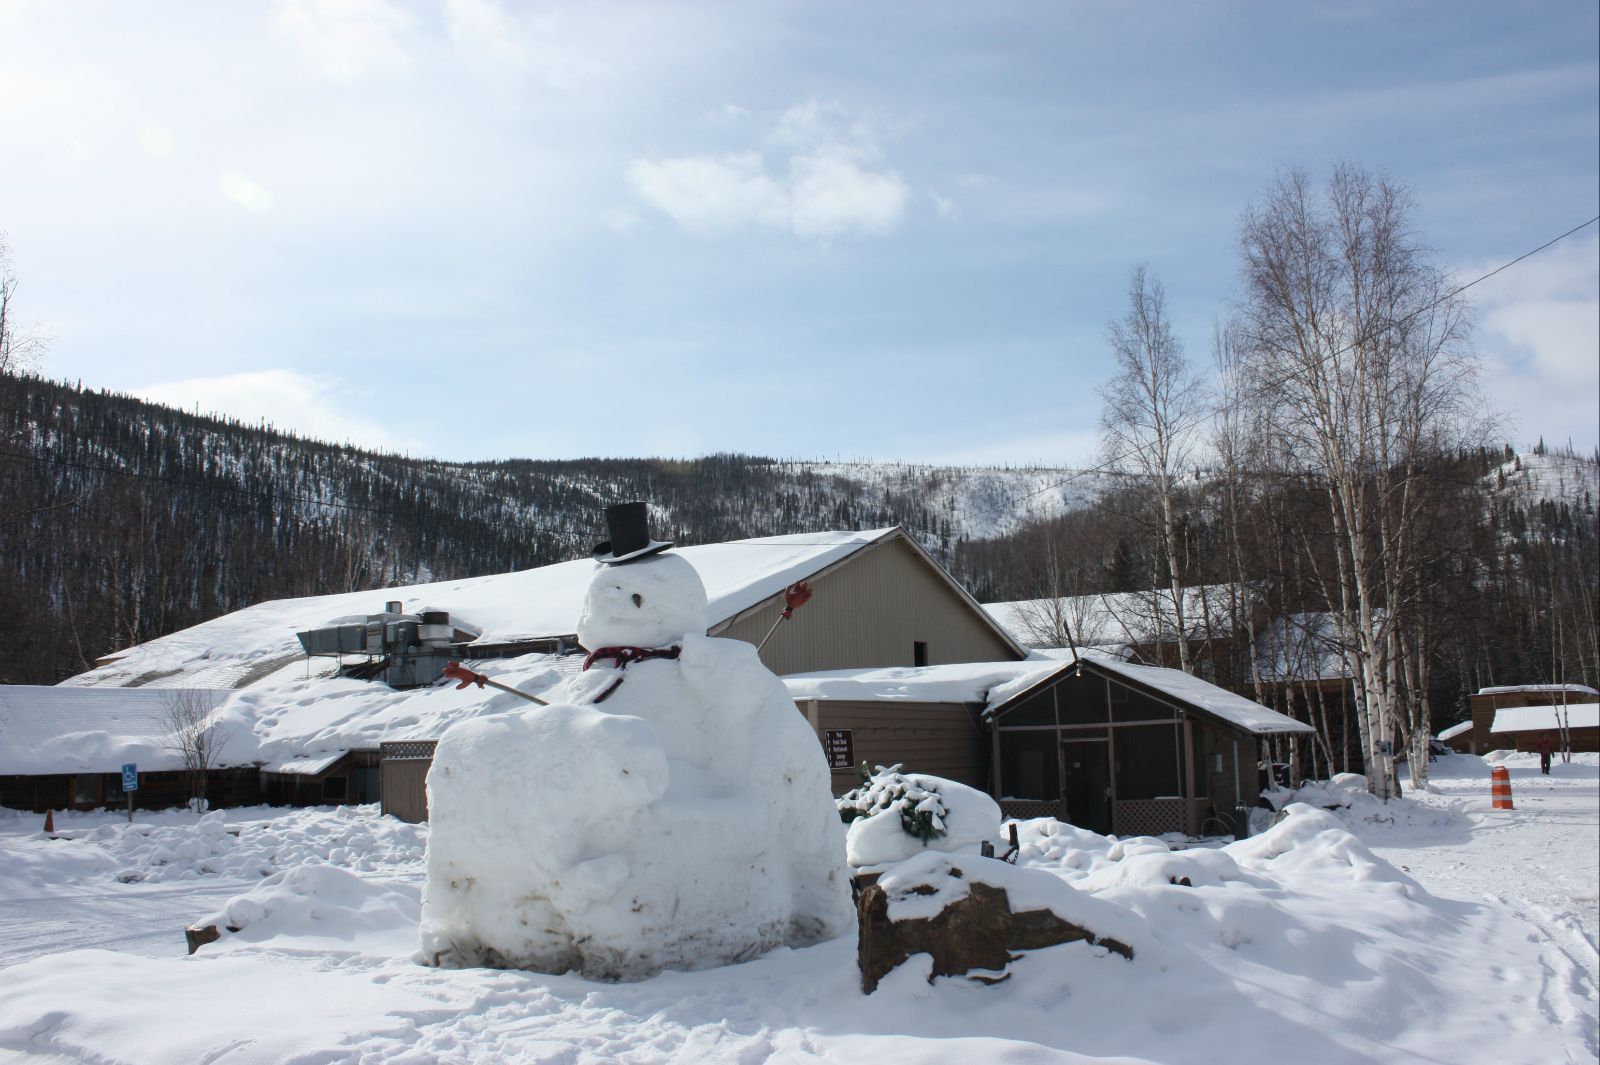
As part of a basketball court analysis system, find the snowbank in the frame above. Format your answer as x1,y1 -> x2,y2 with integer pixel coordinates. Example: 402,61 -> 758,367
1,795 -> 1595,1063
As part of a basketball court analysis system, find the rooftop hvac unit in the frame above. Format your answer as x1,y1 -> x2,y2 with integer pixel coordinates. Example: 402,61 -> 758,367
296,604 -> 468,689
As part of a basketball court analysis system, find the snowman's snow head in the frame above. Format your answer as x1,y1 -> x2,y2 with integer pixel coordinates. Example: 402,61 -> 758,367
577,552 -> 709,650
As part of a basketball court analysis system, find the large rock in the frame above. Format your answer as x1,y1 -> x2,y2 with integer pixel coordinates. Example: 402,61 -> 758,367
856,851 -> 1133,994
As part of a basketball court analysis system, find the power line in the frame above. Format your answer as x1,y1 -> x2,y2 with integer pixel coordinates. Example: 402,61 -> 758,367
4,216 -> 1593,547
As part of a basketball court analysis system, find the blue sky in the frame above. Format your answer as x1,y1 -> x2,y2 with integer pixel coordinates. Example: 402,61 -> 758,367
1,1 -> 1595,464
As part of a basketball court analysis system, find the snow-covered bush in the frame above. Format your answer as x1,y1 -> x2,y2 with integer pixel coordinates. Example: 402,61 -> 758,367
837,764 -> 949,842
839,766 -> 1006,869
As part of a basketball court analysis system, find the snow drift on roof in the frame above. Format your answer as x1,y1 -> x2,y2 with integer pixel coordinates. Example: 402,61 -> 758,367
1491,705 -> 1599,734
0,686 -> 235,775
1436,721 -> 1473,741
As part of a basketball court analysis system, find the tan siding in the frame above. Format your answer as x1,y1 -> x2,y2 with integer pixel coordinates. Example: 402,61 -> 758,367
805,699 -> 989,795
716,537 -> 1018,675
380,742 -> 436,823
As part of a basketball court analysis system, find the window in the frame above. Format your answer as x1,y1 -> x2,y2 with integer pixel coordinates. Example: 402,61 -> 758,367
913,641 -> 928,667
72,775 -> 101,805
321,776 -> 348,801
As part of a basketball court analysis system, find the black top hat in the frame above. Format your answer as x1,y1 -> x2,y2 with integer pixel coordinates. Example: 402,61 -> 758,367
593,501 -> 673,565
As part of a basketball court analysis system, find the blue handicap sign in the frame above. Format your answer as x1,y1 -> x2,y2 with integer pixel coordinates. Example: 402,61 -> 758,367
122,763 -> 139,792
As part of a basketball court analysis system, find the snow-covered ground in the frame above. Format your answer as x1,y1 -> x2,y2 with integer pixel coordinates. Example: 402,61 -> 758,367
0,753 -> 1595,1064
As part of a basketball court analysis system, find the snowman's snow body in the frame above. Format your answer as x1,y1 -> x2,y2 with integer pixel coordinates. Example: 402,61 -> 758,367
420,552 -> 853,980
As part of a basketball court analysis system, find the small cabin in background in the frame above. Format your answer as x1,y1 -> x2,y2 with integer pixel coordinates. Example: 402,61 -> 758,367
1489,703 -> 1599,754
1466,685 -> 1599,754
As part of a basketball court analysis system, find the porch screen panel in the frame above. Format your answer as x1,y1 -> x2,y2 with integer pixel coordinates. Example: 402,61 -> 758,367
1001,691 -> 1055,727
1112,686 -> 1177,723
1113,724 -> 1181,800
999,729 -> 1060,800
1057,674 -> 1109,725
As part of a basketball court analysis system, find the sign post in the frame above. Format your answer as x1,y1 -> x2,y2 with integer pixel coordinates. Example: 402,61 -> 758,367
121,763 -> 139,823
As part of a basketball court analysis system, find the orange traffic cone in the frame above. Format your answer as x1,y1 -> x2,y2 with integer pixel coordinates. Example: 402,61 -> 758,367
43,809 -> 55,834
1490,766 -> 1514,810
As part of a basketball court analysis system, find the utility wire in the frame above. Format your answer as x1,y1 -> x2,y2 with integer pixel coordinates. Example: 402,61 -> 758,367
952,213 -> 1600,527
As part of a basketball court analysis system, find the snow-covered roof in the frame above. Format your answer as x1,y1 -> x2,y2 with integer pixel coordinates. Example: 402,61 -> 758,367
0,686 -> 234,775
68,529 -> 907,691
1477,684 -> 1599,698
1491,705 -> 1600,734
783,660 -> 1062,705
984,584 -> 1250,651
1436,722 -> 1473,741
263,752 -> 349,776
1087,659 -> 1315,736
1254,612 -> 1355,682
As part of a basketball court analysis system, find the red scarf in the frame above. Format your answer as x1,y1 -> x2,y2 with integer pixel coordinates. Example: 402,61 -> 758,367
581,644 -> 682,703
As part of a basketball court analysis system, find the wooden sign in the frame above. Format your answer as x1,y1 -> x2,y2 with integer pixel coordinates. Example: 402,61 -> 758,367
824,729 -> 854,770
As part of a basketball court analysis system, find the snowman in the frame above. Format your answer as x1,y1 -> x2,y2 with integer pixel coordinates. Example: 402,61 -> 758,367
420,502 -> 854,980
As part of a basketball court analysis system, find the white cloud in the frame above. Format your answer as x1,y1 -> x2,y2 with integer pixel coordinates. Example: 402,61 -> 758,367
628,152 -> 784,234
628,100 -> 910,240
137,124 -> 174,158
218,172 -> 273,213
787,154 -> 907,238
1466,234 -> 1600,449
132,370 -> 416,453
442,0 -> 605,88
274,0 -> 412,81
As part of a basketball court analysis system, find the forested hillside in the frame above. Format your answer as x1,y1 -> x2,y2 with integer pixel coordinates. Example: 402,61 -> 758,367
0,373 -> 1104,682
1,370 -> 1593,726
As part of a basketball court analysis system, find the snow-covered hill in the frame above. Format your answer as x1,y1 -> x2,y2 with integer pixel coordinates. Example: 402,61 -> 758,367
1492,448 -> 1599,512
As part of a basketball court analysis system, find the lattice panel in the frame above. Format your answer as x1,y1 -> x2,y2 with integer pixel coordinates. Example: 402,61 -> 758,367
380,740 -> 438,761
1112,799 -> 1188,837
1000,799 -> 1066,822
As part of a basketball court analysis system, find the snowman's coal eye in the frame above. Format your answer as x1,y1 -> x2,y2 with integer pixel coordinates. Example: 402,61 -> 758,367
632,593 -> 644,608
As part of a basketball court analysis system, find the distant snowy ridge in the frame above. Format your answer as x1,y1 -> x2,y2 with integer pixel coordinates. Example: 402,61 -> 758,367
1491,449 -> 1599,511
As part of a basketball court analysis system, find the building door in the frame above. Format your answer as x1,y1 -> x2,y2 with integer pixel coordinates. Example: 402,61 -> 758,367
1061,738 -> 1112,834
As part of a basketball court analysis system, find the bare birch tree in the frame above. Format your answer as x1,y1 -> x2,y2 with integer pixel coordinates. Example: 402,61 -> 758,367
1099,264 -> 1207,672
162,689 -> 227,812
0,234 -> 47,376
1232,163 -> 1480,798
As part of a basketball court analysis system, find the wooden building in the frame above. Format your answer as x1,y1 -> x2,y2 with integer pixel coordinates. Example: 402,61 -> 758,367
1466,685 -> 1599,755
986,657 -> 1314,837
361,528 -> 1027,822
